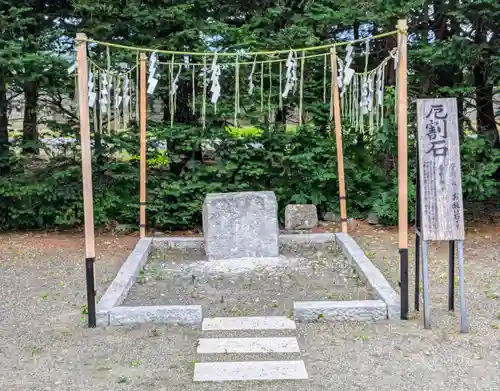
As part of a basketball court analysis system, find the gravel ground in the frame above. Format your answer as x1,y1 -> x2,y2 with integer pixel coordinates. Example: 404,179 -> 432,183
1,223 -> 499,391
123,243 -> 372,316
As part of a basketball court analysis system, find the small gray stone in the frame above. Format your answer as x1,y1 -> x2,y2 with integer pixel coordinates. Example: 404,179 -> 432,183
323,211 -> 341,222
285,204 -> 318,230
202,191 -> 279,260
367,211 -> 379,225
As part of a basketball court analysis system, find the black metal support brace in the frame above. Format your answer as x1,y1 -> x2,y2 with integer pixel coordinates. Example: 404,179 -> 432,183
400,248 -> 409,320
415,138 -> 421,311
85,257 -> 96,328
415,233 -> 420,311
448,240 -> 455,311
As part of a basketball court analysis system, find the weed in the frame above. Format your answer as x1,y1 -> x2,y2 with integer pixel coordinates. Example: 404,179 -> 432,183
137,268 -> 147,284
130,359 -> 141,368
117,376 -> 128,384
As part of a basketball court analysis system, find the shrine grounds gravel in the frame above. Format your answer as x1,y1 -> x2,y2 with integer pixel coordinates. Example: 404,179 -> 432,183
1,224 -> 499,391
123,243 -> 373,317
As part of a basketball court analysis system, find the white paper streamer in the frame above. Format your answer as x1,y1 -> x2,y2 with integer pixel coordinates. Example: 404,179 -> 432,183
360,76 -> 369,115
147,78 -> 158,95
337,58 -> 344,90
342,45 -> 355,88
147,53 -> 159,95
282,50 -> 297,98
88,91 -> 96,108
149,52 -> 157,74
88,72 -> 95,108
100,73 -> 108,114
210,55 -> 221,104
367,74 -> 374,112
248,57 -> 257,95
114,81 -> 122,109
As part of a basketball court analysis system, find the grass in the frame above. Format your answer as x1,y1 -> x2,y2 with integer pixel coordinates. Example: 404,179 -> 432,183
130,359 -> 141,368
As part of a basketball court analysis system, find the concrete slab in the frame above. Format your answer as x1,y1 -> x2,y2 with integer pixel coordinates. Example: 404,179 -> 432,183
193,360 -> 308,382
197,337 -> 300,354
202,316 -> 297,331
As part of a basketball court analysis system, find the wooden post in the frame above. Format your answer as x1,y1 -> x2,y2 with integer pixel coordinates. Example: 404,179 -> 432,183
397,19 -> 409,320
76,33 -> 97,328
139,53 -> 147,238
330,47 -> 348,233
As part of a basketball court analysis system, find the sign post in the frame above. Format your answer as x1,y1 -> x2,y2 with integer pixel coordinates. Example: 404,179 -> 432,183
415,97 -> 468,333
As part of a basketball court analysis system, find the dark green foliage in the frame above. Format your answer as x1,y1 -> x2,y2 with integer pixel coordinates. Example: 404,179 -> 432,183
1,119 -> 497,230
0,0 -> 499,231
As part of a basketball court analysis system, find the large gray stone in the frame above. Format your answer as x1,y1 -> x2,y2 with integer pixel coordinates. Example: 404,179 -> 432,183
284,204 -> 318,230
202,191 -> 279,260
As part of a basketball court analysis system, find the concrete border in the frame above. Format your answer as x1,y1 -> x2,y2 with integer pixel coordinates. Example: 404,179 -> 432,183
108,305 -> 202,326
96,237 -> 203,327
280,232 -> 336,247
96,237 -> 153,326
293,300 -> 387,322
334,232 -> 400,319
97,232 -> 398,327
153,233 -> 336,249
153,236 -> 204,249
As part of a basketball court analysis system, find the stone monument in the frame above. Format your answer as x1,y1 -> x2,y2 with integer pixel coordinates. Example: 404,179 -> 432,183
202,191 -> 280,260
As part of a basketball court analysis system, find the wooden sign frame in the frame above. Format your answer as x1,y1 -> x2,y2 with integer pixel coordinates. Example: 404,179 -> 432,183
415,97 -> 468,333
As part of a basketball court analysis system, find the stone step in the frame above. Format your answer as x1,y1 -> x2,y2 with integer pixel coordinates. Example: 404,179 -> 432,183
193,360 -> 308,382
197,337 -> 300,354
202,316 -> 296,331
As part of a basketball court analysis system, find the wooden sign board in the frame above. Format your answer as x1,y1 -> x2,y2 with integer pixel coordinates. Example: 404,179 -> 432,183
416,98 -> 465,241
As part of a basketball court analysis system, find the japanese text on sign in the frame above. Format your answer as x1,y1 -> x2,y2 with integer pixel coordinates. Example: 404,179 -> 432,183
416,98 -> 465,241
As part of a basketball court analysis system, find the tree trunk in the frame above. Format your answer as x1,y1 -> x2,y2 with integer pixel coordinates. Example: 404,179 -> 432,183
0,73 -> 9,159
474,63 -> 499,147
473,16 -> 499,148
22,81 -> 39,154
